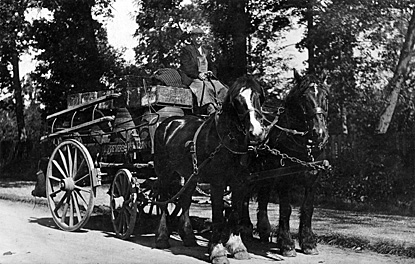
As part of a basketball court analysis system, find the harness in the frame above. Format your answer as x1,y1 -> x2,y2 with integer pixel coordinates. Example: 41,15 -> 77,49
153,110 -> 248,206
260,100 -> 329,168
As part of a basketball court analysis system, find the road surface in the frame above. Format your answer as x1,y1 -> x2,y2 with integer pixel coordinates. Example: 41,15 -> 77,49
0,199 -> 413,264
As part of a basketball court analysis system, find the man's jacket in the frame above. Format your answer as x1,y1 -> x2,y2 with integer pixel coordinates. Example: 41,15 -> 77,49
179,44 -> 217,86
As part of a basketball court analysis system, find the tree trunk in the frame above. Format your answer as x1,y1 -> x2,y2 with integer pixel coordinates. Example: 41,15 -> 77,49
376,8 -> 415,134
11,51 -> 26,142
306,1 -> 315,73
230,0 -> 248,78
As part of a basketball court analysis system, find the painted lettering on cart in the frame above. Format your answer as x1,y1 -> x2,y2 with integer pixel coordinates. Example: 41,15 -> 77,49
104,144 -> 127,154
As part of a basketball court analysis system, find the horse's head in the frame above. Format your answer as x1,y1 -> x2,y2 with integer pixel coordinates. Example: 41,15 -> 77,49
285,69 -> 329,149
224,76 -> 267,145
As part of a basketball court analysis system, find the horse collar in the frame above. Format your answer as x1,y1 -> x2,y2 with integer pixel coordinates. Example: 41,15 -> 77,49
215,111 -> 248,155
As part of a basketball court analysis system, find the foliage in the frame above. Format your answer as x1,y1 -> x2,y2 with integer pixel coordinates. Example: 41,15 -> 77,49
0,0 -> 31,94
30,0 -> 127,115
133,0 -> 293,88
133,0 -> 207,73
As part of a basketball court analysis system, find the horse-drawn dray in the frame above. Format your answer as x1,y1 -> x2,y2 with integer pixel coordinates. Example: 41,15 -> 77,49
33,70 -> 331,263
37,74 -> 196,238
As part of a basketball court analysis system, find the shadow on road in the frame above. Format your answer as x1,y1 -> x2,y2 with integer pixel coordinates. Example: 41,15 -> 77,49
29,206 -> 289,263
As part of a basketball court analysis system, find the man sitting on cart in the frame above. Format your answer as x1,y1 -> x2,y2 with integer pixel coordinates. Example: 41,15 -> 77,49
179,27 -> 228,115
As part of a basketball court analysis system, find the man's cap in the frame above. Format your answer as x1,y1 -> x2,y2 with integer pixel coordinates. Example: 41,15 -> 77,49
190,27 -> 205,35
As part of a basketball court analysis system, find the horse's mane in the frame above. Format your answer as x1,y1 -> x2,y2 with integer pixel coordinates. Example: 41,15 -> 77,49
223,75 -> 264,105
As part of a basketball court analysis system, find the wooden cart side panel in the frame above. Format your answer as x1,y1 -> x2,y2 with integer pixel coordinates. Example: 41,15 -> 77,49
47,93 -> 121,120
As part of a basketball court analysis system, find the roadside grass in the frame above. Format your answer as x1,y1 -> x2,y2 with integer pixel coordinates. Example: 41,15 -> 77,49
317,233 -> 415,259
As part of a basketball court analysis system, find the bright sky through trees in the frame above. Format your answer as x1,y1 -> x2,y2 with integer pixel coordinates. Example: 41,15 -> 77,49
19,0 -> 306,77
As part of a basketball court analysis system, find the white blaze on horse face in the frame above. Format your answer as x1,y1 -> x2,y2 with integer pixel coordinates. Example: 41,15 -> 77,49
240,88 -> 263,138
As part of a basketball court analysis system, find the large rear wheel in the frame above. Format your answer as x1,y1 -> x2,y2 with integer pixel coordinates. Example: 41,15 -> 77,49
46,139 -> 96,231
110,169 -> 138,239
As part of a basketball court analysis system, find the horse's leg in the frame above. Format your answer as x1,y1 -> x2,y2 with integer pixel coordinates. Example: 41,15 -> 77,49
239,194 -> 253,241
178,181 -> 198,247
209,184 -> 229,264
276,178 -> 296,257
155,179 -> 172,249
155,203 -> 171,249
225,182 -> 250,260
299,171 -> 319,255
256,180 -> 272,242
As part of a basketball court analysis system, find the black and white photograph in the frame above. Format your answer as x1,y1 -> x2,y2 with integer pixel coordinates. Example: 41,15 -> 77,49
1,0 -> 414,263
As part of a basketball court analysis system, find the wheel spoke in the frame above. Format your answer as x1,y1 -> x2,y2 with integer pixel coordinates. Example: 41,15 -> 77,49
49,175 -> 62,182
49,188 -> 62,198
52,160 -> 68,179
72,149 -> 78,178
123,211 -> 129,231
58,149 -> 69,177
69,195 -> 74,226
71,192 -> 82,222
74,173 -> 89,184
60,194 -> 70,223
67,145 -> 73,178
74,159 -> 86,180
54,191 -> 69,211
75,185 -> 92,193
61,203 -> 68,223
114,181 -> 121,195
74,189 -> 89,210
116,213 -> 123,231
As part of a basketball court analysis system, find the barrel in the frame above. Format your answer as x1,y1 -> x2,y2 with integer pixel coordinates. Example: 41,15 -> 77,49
113,107 -> 136,141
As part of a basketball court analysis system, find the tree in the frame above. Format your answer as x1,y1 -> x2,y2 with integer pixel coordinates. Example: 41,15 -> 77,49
0,0 -> 31,142
30,0 -> 124,115
376,7 -> 415,134
133,0 -> 206,73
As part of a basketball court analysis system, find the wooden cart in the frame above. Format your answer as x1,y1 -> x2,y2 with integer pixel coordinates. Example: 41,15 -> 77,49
40,82 -> 193,238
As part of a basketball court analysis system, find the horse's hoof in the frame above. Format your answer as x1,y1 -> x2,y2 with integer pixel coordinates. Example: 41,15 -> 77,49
211,256 -> 230,264
233,250 -> 250,260
303,247 -> 319,255
155,239 -> 170,249
282,249 -> 297,257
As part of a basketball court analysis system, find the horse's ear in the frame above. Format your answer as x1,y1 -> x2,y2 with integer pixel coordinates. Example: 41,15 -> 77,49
293,68 -> 301,82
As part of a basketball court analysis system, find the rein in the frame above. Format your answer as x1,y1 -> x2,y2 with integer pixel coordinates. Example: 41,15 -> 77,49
263,108 -> 308,137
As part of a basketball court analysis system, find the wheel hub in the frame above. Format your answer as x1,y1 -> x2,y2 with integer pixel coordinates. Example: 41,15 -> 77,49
60,178 -> 75,191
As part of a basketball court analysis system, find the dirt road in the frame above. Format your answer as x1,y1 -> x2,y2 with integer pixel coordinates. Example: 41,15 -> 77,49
0,199 -> 413,264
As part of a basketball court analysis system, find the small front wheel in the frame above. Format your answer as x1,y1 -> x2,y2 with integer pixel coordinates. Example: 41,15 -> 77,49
110,169 -> 138,239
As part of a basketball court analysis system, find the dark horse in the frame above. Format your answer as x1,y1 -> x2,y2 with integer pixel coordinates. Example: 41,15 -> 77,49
153,76 -> 267,264
244,69 -> 329,257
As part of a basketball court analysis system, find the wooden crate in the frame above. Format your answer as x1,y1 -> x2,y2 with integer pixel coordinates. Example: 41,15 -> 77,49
66,88 -> 140,110
141,85 -> 192,108
81,92 -> 98,104
67,93 -> 81,109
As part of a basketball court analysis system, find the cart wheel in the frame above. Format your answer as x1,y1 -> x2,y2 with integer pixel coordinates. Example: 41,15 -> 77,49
110,169 -> 138,239
46,139 -> 96,231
